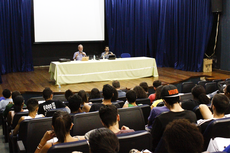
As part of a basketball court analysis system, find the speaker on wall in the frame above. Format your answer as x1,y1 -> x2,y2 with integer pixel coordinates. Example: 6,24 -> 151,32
211,0 -> 222,12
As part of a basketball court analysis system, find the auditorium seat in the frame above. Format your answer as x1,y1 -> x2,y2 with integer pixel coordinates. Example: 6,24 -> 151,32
45,108 -> 68,117
120,53 -> 131,58
53,94 -> 67,102
31,96 -> 44,101
180,93 -> 193,102
156,102 -> 164,107
138,105 -> 151,125
198,80 -> 209,88
205,82 -> 218,94
117,96 -> 126,102
136,98 -> 151,106
88,98 -> 103,103
193,105 -> 204,120
112,100 -> 125,108
181,82 -> 195,93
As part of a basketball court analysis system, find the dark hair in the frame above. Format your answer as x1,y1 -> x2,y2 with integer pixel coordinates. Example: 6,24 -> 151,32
192,85 -> 210,104
89,128 -> 119,153
2,89 -> 11,98
52,111 -> 72,143
78,90 -> 88,104
13,95 -> 24,113
99,105 -> 117,128
111,87 -> 118,102
133,86 -> 147,98
65,89 -> 73,101
89,88 -> 101,100
12,91 -> 21,102
212,94 -> 230,115
27,98 -> 39,112
139,82 -> 148,92
164,97 -> 180,106
112,80 -> 120,89
155,85 -> 163,100
68,94 -> 82,113
126,90 -> 136,103
164,119 -> 203,153
103,84 -> 114,100
226,84 -> 230,93
153,80 -> 162,88
42,87 -> 53,100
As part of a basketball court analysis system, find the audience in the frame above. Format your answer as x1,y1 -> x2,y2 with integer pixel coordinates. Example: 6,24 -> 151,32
139,82 -> 149,95
151,85 -> 164,109
89,84 -> 120,112
99,105 -> 134,135
89,88 -> 101,100
64,89 -> 74,101
149,80 -> 162,103
13,99 -> 44,135
38,87 -> 69,115
0,89 -> 12,112
198,94 -> 230,133
68,94 -> 83,114
123,90 -> 138,108
151,84 -> 197,151
133,86 -> 148,99
112,80 -> 126,98
78,90 -> 91,112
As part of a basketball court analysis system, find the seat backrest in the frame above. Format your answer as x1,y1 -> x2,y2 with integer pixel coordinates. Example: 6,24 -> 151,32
47,140 -> 88,153
138,105 -> 151,125
53,94 -> 67,102
11,112 -> 29,129
117,96 -> 126,102
198,80 -> 209,88
88,98 -> 103,103
118,107 -> 145,130
193,106 -> 203,120
71,111 -> 103,136
203,117 -> 230,151
205,82 -> 218,94
45,108 -> 68,117
136,98 -> 151,106
180,93 -> 193,102
117,130 -> 152,152
18,117 -> 52,153
156,102 -> 164,107
181,82 -> 195,93
31,96 -> 44,101
120,53 -> 131,58
112,100 -> 125,108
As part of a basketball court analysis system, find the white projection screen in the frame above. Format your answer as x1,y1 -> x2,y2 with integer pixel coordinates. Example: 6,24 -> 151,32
33,0 -> 105,42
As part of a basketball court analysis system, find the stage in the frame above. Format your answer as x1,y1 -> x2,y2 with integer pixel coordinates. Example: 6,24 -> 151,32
0,67 -> 229,96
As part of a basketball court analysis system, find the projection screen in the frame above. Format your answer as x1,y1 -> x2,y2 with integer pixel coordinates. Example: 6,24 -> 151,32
33,0 -> 105,42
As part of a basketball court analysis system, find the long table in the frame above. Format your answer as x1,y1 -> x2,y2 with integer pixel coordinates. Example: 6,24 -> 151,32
49,57 -> 158,85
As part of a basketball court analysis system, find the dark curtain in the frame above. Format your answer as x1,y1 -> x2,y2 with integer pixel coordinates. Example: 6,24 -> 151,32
0,0 -> 34,75
106,0 -> 213,72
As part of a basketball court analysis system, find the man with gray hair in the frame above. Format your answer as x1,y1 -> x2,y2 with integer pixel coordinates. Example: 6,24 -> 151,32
112,80 -> 126,98
73,44 -> 86,61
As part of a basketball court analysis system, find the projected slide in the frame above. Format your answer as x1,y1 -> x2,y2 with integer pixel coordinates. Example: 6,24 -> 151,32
33,0 -> 104,42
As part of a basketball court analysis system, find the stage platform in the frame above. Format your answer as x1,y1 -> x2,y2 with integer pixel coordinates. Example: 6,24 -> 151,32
0,67 -> 229,96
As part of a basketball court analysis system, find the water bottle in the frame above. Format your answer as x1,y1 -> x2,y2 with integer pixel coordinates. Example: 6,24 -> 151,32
93,55 -> 96,60
58,84 -> 61,92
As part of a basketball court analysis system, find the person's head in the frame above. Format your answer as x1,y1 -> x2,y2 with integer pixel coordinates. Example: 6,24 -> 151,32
139,82 -> 148,93
126,90 -> 136,104
52,111 -> 73,143
164,119 -> 203,153
13,95 -> 24,113
99,105 -> 118,128
211,94 -> 230,115
68,94 -> 82,113
78,44 -> 83,52
103,84 -> 114,100
12,91 -> 21,102
42,87 -> 53,100
2,89 -> 11,99
191,85 -> 210,104
161,85 -> 180,106
65,89 -> 73,101
153,80 -> 162,90
155,85 -> 163,100
112,80 -> 120,89
111,87 -> 118,102
133,86 -> 147,99
89,88 -> 101,99
105,46 -> 109,52
78,90 -> 88,104
88,128 -> 119,153
224,85 -> 230,99
26,98 -> 39,113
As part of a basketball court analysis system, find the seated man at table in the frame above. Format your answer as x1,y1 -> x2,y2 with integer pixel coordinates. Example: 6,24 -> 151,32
73,44 -> 86,61
100,46 -> 114,59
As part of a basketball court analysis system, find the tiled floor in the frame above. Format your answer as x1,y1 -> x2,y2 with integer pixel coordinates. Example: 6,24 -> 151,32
0,126 -> 9,153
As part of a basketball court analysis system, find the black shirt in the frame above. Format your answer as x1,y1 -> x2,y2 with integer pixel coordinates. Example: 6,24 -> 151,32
89,103 -> 120,112
38,100 -> 66,115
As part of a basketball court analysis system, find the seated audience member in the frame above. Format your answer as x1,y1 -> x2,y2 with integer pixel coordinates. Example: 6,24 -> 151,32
0,89 -> 12,112
87,128 -> 120,153
140,82 -> 149,95
164,119 -> 203,153
89,88 -> 101,100
123,90 -> 138,108
112,80 -> 126,98
111,87 -> 118,102
35,111 -> 84,153
133,86 -> 148,99
181,85 -> 210,111
78,90 -> 91,112
198,94 -> 230,133
38,87 -> 69,115
224,84 -> 230,99
89,84 -> 120,112
151,85 -> 164,109
100,46 -> 114,59
149,80 -> 162,103
151,84 -> 197,151
64,89 -> 74,101
13,99 -> 44,135
99,105 -> 134,135
68,94 -> 83,114
3,91 -> 21,118
73,44 -> 86,61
